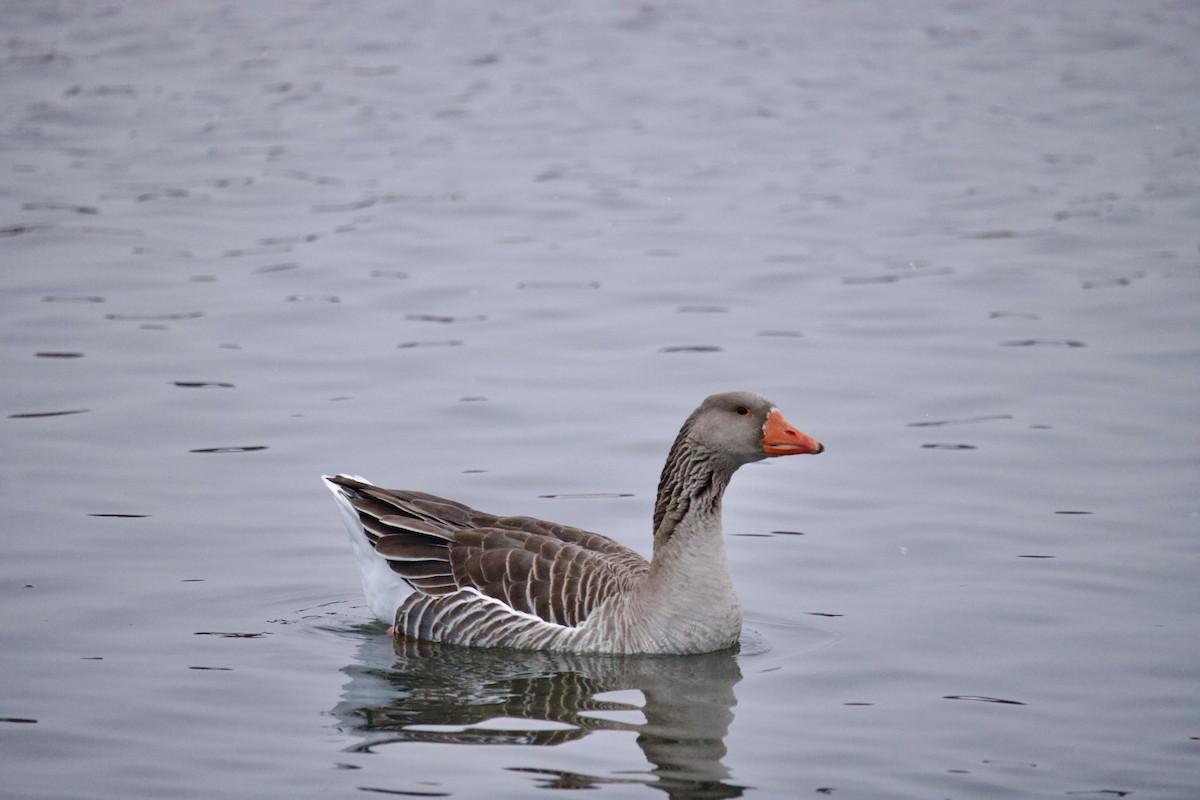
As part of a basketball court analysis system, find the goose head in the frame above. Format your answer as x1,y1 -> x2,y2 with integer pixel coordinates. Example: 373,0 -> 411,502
684,391 -> 824,466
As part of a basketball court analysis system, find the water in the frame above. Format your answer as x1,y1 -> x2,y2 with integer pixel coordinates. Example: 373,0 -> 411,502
2,1 -> 1198,797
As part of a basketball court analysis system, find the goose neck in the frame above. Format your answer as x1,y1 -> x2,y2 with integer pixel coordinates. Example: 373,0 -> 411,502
651,437 -> 735,551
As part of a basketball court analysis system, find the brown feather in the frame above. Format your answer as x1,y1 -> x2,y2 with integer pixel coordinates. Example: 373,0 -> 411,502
407,575 -> 458,593
324,474 -> 651,629
373,537 -> 448,561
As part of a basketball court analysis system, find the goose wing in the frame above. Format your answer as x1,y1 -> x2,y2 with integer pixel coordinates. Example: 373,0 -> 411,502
328,476 -> 649,629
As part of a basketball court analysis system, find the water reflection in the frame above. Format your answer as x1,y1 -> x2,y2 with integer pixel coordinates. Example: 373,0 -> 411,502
334,635 -> 745,798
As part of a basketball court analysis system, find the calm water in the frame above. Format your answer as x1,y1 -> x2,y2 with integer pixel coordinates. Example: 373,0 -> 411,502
2,1 -> 1198,797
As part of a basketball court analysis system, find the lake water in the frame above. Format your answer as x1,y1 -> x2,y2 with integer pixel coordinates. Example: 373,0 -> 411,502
2,1 -> 1198,797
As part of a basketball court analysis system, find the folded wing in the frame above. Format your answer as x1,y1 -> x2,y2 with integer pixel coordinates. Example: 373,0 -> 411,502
328,476 -> 649,631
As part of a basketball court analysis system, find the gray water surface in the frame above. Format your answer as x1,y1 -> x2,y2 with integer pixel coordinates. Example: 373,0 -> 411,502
2,2 -> 1198,798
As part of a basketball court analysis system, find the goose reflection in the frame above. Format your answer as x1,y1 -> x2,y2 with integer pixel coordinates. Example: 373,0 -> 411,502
333,634 -> 746,798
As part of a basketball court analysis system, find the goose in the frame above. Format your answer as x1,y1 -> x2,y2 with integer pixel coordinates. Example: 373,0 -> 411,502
323,391 -> 823,654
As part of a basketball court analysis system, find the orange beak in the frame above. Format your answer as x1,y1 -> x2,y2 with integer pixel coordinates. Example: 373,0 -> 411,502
762,409 -> 824,456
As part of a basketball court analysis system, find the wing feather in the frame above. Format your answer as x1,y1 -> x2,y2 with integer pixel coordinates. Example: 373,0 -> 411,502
324,475 -> 650,632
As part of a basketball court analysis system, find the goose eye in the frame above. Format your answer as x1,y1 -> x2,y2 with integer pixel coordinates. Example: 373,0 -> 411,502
735,405 -> 750,416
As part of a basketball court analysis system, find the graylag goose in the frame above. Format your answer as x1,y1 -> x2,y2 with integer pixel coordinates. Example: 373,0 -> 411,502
324,391 -> 823,654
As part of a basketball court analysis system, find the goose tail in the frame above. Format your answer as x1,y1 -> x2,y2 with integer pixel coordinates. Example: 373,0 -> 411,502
322,474 -> 414,624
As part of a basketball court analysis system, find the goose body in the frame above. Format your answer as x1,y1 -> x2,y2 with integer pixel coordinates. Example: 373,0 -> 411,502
324,391 -> 823,654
